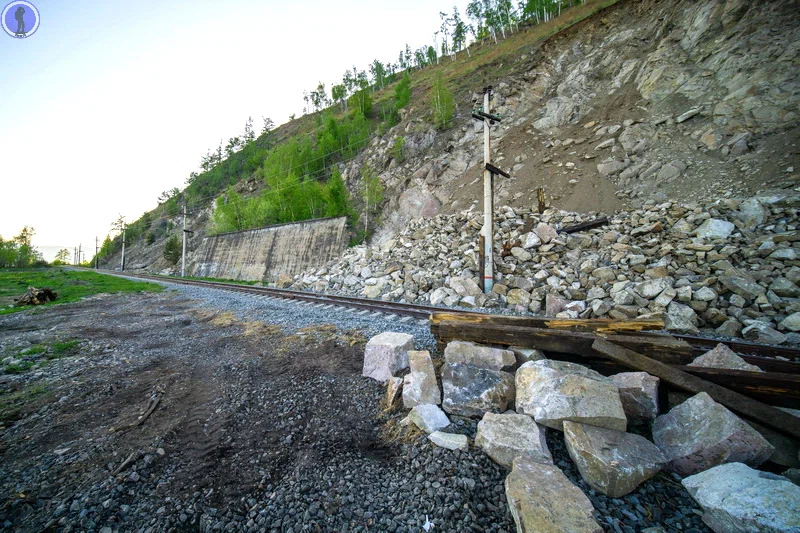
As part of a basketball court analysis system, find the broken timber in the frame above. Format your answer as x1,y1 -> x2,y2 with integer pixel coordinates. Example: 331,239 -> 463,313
592,339 -> 800,441
430,311 -> 664,334
561,217 -> 609,234
434,320 -> 691,364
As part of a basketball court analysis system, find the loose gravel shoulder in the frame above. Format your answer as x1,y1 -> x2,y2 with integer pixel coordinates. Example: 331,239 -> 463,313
0,284 -> 709,533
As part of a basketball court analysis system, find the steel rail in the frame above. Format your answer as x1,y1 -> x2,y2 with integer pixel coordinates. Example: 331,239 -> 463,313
102,270 -> 800,362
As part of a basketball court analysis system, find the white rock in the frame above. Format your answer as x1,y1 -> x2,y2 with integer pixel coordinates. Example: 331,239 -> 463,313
402,350 -> 441,408
652,392 -> 774,476
682,463 -> 800,533
475,412 -> 552,468
688,343 -> 764,373
408,404 -> 450,434
696,219 -> 735,240
443,341 -> 515,370
428,431 -> 468,451
516,360 -> 627,431
362,332 -> 413,383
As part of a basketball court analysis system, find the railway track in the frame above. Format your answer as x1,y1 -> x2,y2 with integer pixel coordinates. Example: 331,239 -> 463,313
104,270 -> 800,363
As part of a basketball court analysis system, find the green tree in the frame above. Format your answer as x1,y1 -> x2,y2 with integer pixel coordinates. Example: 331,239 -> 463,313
452,7 -> 469,57
324,167 -> 352,219
54,248 -> 70,264
370,60 -> 387,90
348,89 -> 373,118
359,165 -> 384,236
394,72 -> 412,111
332,83 -> 347,111
163,235 -> 182,265
431,73 -> 455,129
426,45 -> 437,65
391,136 -> 406,163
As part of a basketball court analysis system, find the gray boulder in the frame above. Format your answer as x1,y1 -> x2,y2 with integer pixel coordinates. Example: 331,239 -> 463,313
696,219 -> 735,240
719,276 -> 766,300
362,332 -> 413,382
402,350 -> 441,408
505,458 -> 603,533
516,360 -> 627,431
444,340 -> 515,370
408,404 -> 450,434
610,372 -> 659,422
564,421 -> 666,497
441,363 -> 515,418
428,431 -> 468,451
688,343 -> 764,372
475,412 -> 552,469
682,462 -> 800,532
652,392 -> 774,476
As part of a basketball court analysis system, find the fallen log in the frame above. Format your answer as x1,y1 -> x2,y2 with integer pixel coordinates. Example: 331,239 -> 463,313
15,286 -> 57,306
561,216 -> 609,234
430,311 -> 664,334
435,320 -> 691,364
592,339 -> 800,441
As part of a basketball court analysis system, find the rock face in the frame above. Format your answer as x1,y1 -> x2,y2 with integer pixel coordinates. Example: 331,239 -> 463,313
362,332 -> 413,383
652,392 -> 774,476
443,341 -> 515,370
505,457 -> 603,533
441,363 -> 515,418
402,350 -> 441,408
428,431 -> 469,451
408,404 -> 450,434
688,343 -> 764,373
682,463 -> 800,533
563,422 -> 666,498
385,376 -> 403,408
474,412 -> 552,469
516,360 -> 627,431
610,372 -> 659,422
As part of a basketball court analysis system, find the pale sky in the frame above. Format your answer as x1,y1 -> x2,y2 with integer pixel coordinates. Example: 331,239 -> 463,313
0,0 -> 471,261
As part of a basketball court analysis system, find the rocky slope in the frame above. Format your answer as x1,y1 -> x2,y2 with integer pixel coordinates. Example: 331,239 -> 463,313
288,189 -> 800,343
338,0 -> 798,244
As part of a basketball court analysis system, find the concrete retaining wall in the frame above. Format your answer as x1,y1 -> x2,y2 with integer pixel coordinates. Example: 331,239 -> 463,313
187,217 -> 348,282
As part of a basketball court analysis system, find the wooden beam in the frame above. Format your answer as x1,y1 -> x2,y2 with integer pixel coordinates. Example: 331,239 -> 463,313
592,339 -> 800,441
430,311 -> 665,334
562,217 -> 609,235
675,366 -> 800,408
434,321 -> 691,364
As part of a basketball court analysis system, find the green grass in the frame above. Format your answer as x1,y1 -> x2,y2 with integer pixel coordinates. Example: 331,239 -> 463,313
0,268 -> 163,315
2,338 -> 83,375
0,384 -> 50,425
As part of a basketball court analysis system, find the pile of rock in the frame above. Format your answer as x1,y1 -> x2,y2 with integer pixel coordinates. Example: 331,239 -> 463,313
290,191 -> 800,344
363,332 -> 800,532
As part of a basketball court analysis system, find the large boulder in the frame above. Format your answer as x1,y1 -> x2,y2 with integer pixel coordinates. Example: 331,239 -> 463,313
652,392 -> 774,476
505,458 -> 603,533
688,343 -> 764,373
402,350 -> 441,408
696,219 -> 735,240
718,276 -> 766,301
428,431 -> 469,451
443,340 -> 515,370
449,277 -> 483,297
563,422 -> 666,498
610,372 -> 659,422
682,463 -> 800,533
441,363 -> 515,418
362,332 -> 413,382
408,404 -> 450,434
516,360 -> 627,431
475,412 -> 552,469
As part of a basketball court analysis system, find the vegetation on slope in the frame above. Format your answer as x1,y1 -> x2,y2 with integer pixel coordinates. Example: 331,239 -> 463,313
94,0 -> 619,264
0,269 -> 162,315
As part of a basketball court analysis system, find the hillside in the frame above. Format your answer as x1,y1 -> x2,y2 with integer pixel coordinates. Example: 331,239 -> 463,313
99,0 -> 799,273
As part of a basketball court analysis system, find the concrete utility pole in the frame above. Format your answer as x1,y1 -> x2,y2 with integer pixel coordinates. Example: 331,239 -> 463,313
181,204 -> 187,277
482,87 -> 494,294
73,247 -> 77,266
78,243 -> 81,266
120,224 -> 126,272
95,237 -> 99,269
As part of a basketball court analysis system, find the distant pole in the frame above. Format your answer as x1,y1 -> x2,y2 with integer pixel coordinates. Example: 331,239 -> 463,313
73,247 -> 77,266
120,224 -> 126,272
78,243 -> 81,266
95,236 -> 99,269
482,87 -> 494,294
181,204 -> 187,277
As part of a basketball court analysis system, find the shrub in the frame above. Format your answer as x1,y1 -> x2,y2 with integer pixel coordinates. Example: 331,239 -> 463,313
163,235 -> 182,264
